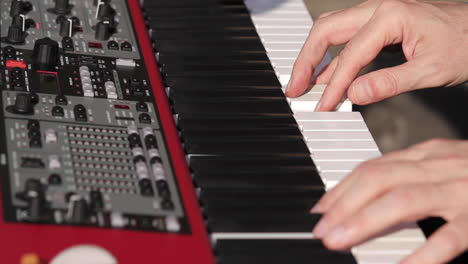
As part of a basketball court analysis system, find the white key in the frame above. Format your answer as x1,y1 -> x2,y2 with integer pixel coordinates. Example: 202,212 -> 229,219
304,130 -> 374,140
300,121 -> 370,131
308,140 -> 379,150
311,150 -> 381,161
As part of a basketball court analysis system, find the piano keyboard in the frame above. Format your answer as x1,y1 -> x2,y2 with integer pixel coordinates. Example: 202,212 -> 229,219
142,0 -> 426,263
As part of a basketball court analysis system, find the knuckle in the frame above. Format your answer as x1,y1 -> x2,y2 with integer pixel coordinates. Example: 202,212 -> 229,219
416,138 -> 451,150
387,187 -> 416,206
378,69 -> 399,97
318,11 -> 333,19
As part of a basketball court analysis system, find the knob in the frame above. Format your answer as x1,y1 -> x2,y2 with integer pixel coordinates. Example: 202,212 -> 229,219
12,15 -> 25,29
32,38 -> 59,71
59,18 -> 73,37
6,93 -> 34,115
96,3 -> 115,19
5,25 -> 26,44
15,179 -> 46,222
10,0 -> 32,17
89,190 -> 104,212
94,21 -> 112,41
67,195 -> 89,224
48,0 -> 73,15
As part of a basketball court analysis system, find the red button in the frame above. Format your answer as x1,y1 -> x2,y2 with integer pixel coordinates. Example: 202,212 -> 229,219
6,60 -> 27,69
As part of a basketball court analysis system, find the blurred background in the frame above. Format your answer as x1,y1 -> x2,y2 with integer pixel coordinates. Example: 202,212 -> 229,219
304,0 -> 468,154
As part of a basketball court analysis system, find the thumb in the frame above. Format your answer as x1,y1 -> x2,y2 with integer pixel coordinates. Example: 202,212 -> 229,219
348,60 -> 429,105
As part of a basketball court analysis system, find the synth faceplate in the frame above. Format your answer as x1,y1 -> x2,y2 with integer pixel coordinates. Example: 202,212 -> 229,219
0,0 -> 189,233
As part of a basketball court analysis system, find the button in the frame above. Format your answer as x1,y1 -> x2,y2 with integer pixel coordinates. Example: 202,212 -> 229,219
20,253 -> 41,264
48,174 -> 62,185
104,81 -> 115,91
29,138 -> 42,148
139,113 -> 151,124
107,40 -> 118,50
45,129 -> 57,143
145,134 -> 158,149
120,41 -> 132,51
6,60 -> 27,69
136,102 -> 148,112
49,155 -> 61,169
27,120 -> 40,130
107,92 -> 118,99
55,95 -> 68,105
74,104 -> 87,122
165,216 -> 180,231
52,106 -> 64,117
62,36 -> 74,51
28,129 -> 41,139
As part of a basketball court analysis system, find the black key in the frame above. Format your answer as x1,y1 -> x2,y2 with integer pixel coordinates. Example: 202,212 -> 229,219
146,15 -> 252,26
145,7 -> 249,17
181,127 -> 303,140
148,19 -> 255,29
143,0 -> 244,8
216,239 -> 357,264
178,114 -> 297,131
157,53 -> 271,65
200,188 -> 323,212
207,209 -> 321,233
154,42 -> 265,54
173,102 -> 291,116
165,75 -> 281,88
185,137 -> 310,155
160,61 -> 274,73
170,95 -> 286,105
189,154 -> 314,169
193,166 -> 322,189
150,30 -> 259,41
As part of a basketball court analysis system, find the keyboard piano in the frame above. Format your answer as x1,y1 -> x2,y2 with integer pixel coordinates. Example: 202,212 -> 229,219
0,0 -> 426,263
143,0 -> 426,263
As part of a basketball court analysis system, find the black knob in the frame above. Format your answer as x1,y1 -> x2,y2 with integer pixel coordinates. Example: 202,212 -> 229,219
32,38 -> 59,71
12,15 -> 24,28
59,18 -> 73,37
89,191 -> 104,212
27,120 -> 40,130
94,0 -> 110,6
128,133 -> 142,148
9,0 -> 31,17
68,197 -> 89,224
6,93 -> 34,115
15,179 -> 46,222
3,46 -> 16,59
48,0 -> 73,15
48,174 -> 62,185
5,25 -> 26,44
144,134 -> 158,149
97,3 -> 115,19
94,21 -> 112,41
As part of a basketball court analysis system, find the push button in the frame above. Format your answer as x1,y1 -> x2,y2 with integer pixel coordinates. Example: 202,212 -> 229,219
120,41 -> 132,51
107,40 -> 118,50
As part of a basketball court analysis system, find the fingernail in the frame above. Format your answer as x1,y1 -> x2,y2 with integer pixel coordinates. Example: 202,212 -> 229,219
323,225 -> 349,247
314,100 -> 322,112
310,203 -> 323,213
312,219 -> 329,238
353,79 -> 373,103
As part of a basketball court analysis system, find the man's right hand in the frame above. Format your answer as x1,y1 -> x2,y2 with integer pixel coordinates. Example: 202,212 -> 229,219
286,0 -> 468,111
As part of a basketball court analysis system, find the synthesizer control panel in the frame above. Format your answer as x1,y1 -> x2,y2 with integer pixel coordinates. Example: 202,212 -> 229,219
0,0 -> 188,233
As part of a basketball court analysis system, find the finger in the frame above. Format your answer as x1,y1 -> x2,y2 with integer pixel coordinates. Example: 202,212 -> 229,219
402,213 -> 468,264
347,60 -> 438,105
315,56 -> 339,84
316,7 -> 405,111
316,9 -> 345,19
286,7 -> 373,98
313,161 -> 432,238
321,183 -> 448,250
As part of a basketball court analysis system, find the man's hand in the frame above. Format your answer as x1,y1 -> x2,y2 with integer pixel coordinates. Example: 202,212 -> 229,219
311,139 -> 468,264
286,0 -> 468,111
